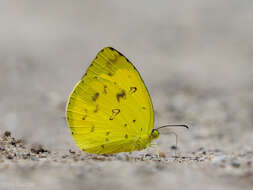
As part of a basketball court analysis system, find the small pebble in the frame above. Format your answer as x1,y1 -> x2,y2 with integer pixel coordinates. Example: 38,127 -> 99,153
171,145 -> 177,150
10,141 -> 16,146
151,157 -> 161,161
158,152 -> 166,158
211,155 -> 227,164
22,153 -> 30,159
62,155 -> 68,159
6,155 -> 13,159
69,149 -> 76,154
4,131 -> 11,137
92,156 -> 106,161
116,153 -> 127,161
30,156 -> 39,161
31,145 -> 48,154
231,160 -> 240,168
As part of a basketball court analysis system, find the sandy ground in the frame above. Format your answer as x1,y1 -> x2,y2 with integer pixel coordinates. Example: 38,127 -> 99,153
0,1 -> 253,190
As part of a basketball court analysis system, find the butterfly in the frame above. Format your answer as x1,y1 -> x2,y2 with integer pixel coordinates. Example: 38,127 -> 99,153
66,47 -> 188,154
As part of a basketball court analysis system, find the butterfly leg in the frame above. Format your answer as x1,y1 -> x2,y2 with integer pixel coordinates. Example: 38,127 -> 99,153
149,143 -> 161,158
166,131 -> 179,158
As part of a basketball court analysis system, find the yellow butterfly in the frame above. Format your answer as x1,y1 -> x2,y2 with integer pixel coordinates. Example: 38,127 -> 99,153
66,47 -> 188,154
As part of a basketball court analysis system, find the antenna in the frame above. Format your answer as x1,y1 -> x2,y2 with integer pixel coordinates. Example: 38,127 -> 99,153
156,124 -> 189,157
156,124 -> 189,130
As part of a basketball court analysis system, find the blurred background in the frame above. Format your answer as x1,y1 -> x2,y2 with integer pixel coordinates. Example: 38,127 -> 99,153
1,0 -> 253,154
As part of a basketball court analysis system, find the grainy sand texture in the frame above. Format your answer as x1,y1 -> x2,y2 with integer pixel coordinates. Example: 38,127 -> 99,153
0,1 -> 253,190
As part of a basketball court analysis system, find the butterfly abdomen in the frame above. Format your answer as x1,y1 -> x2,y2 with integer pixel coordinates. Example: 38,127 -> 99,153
133,136 -> 152,151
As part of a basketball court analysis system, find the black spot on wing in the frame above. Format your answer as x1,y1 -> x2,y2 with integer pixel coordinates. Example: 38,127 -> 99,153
92,92 -> 99,101
110,47 -> 123,57
103,85 -> 107,94
129,87 -> 137,94
107,47 -> 131,63
116,90 -> 126,102
94,105 -> 99,113
81,73 -> 87,79
82,115 -> 87,120
109,109 -> 120,120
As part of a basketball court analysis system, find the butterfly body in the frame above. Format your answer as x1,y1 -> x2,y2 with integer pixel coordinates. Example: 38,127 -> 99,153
66,47 -> 157,154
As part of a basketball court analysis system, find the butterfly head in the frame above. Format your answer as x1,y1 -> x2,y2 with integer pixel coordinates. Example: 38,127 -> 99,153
150,129 -> 160,140
151,125 -> 189,141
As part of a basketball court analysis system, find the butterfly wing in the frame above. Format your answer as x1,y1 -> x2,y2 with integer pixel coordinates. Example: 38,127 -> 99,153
66,47 -> 154,154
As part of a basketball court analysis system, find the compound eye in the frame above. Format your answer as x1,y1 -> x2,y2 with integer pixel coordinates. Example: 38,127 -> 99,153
151,129 -> 159,137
